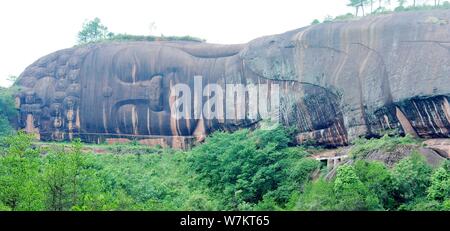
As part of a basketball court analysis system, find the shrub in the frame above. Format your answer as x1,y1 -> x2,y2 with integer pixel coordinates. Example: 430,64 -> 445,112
43,139 -> 108,210
349,134 -> 418,159
0,132 -> 45,211
188,126 -> 318,210
311,19 -> 320,25
334,13 -> 356,21
188,128 -> 287,209
354,160 -> 395,209
0,87 -> 17,137
392,152 -> 433,203
427,167 -> 450,202
296,178 -> 336,211
333,165 -> 382,211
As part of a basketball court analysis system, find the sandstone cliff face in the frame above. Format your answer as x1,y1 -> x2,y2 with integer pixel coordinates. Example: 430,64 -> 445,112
15,10 -> 450,147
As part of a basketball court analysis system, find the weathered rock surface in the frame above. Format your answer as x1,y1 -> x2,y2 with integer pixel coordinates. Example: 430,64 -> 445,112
423,139 -> 450,158
15,10 -> 450,148
364,145 -> 446,167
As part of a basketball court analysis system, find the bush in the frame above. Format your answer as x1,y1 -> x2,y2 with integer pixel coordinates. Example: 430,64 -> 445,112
354,160 -> 395,210
333,165 -> 381,211
0,87 -> 17,137
0,117 -> 13,137
311,19 -> 320,25
188,128 -> 286,209
349,134 -> 418,159
334,13 -> 356,21
0,128 -> 449,211
188,126 -> 318,210
392,152 -> 433,204
296,178 -> 336,211
76,18 -> 205,46
398,197 -> 443,211
296,150 -> 444,211
0,132 -> 45,211
43,139 -> 111,211
427,167 -> 450,202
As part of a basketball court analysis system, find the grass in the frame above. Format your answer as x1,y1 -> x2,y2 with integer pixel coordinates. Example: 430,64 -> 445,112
348,134 -> 421,159
35,141 -> 165,156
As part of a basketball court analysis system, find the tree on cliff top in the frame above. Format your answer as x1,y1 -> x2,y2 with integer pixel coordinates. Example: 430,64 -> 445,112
348,0 -> 369,16
77,18 -> 113,44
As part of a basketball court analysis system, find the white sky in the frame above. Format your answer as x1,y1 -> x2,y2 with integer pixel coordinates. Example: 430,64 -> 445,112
0,0 -> 357,87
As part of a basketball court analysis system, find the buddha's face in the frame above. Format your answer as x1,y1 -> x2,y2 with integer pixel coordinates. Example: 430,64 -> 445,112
77,43 -> 342,139
17,42 -> 342,144
78,43 -> 251,137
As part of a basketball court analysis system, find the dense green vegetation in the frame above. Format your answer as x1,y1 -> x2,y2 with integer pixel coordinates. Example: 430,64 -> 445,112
348,134 -> 419,159
0,80 -> 448,211
0,127 -> 448,211
2,3 -> 449,212
187,128 -> 319,211
298,154 -> 450,211
0,86 -> 16,136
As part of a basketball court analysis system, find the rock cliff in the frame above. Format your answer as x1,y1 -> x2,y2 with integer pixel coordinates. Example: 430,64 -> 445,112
15,10 -> 450,148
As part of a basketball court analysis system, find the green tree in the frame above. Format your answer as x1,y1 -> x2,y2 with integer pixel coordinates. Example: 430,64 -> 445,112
77,17 -> 113,44
427,167 -> 450,202
43,139 -> 106,210
188,127 -> 301,210
354,160 -> 395,209
333,165 -> 381,210
0,87 -> 17,137
392,152 -> 433,203
296,178 -> 336,211
265,155 -> 320,208
0,132 -> 45,210
0,117 -> 12,137
311,19 -> 321,25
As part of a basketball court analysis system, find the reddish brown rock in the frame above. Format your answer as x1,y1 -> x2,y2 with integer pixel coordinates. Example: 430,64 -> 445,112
423,139 -> 450,158
14,10 -> 450,148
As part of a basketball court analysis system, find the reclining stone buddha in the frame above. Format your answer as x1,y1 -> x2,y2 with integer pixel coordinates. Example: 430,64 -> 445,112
15,11 -> 450,148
